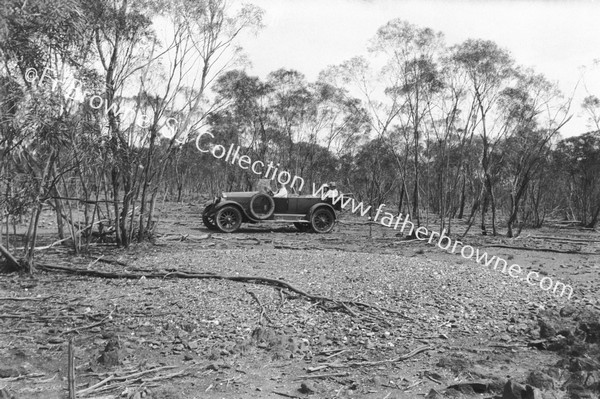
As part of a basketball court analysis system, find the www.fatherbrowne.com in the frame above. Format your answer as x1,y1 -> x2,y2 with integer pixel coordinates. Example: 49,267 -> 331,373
312,185 -> 574,301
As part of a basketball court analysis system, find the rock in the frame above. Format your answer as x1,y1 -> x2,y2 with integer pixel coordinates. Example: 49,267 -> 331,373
425,388 -> 444,399
98,350 -> 120,366
0,388 -> 16,399
525,386 -> 543,399
538,319 -> 557,339
0,368 -> 19,378
503,380 -> 526,399
447,381 -> 490,394
436,355 -> 472,373
541,391 -> 564,399
527,371 -> 555,390
566,383 -> 598,399
99,336 -> 121,366
47,336 -> 65,344
298,382 -> 315,395
560,306 -> 577,318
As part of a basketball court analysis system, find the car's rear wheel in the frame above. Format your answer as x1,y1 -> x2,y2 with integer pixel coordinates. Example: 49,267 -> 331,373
202,205 -> 218,230
249,193 -> 275,220
293,222 -> 311,232
216,206 -> 242,233
310,208 -> 335,233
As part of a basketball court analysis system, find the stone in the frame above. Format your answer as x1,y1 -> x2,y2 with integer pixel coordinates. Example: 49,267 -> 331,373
425,389 -> 444,399
298,382 -> 315,395
538,319 -> 557,339
560,306 -> 577,318
0,368 -> 19,378
524,385 -> 543,399
0,388 -> 16,399
98,350 -> 120,366
503,380 -> 526,399
527,371 -> 555,390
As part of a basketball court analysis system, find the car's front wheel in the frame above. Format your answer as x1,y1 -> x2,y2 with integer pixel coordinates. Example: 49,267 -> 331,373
216,206 -> 243,233
310,208 -> 335,233
202,205 -> 218,230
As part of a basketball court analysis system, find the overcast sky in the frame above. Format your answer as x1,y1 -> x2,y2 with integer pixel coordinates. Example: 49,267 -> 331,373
237,0 -> 600,138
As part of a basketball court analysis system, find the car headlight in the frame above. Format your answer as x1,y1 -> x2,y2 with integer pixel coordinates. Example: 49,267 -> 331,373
214,196 -> 220,204
222,192 -> 227,199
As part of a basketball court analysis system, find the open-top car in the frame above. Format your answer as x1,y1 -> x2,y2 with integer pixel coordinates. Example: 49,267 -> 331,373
202,189 -> 340,234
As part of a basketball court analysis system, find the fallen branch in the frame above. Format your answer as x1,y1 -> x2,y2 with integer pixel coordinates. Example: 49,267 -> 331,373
484,244 -> 599,255
528,235 -> 600,243
37,264 -> 409,318
0,243 -> 21,272
0,296 -> 50,301
246,290 -> 273,325
76,366 -> 177,396
321,345 -> 432,368
294,372 -> 349,380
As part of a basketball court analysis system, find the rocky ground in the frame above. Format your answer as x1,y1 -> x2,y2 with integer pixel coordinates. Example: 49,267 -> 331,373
0,202 -> 599,399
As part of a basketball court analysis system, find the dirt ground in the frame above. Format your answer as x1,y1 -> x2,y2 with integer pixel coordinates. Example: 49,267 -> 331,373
1,202 -> 599,399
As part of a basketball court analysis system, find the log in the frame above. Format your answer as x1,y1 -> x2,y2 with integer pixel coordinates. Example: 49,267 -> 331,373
0,243 -> 21,272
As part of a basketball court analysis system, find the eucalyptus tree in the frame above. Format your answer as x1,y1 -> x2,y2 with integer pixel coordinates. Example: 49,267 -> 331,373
553,132 -> 600,228
498,70 -> 571,237
0,0 -> 90,270
451,39 -> 515,235
369,19 -> 445,226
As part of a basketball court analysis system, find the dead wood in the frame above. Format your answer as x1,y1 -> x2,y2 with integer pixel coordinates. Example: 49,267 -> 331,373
36,264 -> 409,318
484,244 -> 599,255
0,296 -> 50,301
0,243 -> 21,272
68,339 -> 76,399
528,235 -> 600,243
158,234 -> 211,242
320,345 -> 432,368
246,290 -> 273,325
293,372 -> 349,380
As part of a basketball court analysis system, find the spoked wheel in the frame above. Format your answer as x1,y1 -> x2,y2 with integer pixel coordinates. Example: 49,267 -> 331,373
215,206 -> 242,233
293,222 -> 311,232
310,208 -> 335,234
202,205 -> 218,230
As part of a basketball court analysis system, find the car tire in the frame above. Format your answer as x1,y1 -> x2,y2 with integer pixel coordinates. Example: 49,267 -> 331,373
202,205 -> 218,230
310,207 -> 335,234
215,206 -> 243,233
249,193 -> 275,220
293,222 -> 311,232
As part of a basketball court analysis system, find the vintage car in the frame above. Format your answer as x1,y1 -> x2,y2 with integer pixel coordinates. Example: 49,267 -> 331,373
202,191 -> 340,233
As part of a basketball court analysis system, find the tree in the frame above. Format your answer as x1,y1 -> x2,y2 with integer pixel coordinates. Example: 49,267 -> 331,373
452,39 -> 515,235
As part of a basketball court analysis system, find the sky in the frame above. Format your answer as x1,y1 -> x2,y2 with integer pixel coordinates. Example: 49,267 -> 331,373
237,0 -> 600,138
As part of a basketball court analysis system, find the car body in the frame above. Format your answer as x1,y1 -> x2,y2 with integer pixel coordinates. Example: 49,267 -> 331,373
202,191 -> 340,233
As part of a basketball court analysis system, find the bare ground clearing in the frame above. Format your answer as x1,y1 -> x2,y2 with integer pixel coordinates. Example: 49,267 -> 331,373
1,202 -> 599,399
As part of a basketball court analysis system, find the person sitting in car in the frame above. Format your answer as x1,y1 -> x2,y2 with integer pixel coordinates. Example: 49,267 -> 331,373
273,182 -> 288,198
326,182 -> 339,198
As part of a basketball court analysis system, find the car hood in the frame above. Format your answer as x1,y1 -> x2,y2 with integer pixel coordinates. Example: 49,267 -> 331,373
221,191 -> 260,199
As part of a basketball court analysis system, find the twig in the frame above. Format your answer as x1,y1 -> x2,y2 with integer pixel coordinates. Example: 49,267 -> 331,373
61,311 -> 113,335
246,290 -> 273,325
322,349 -> 349,360
322,346 -> 432,368
293,372 -> 349,380
68,339 -> 76,399
76,376 -> 115,396
0,373 -> 45,382
272,391 -> 300,398
0,296 -> 50,301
